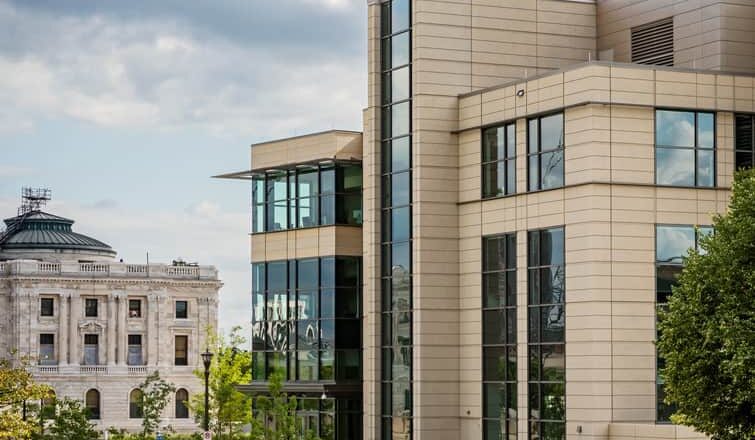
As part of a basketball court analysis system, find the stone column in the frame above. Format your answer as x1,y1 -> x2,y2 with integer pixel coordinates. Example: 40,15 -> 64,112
107,294 -> 117,366
146,293 -> 157,366
157,293 -> 168,366
117,293 -> 127,365
69,291 -> 81,365
58,293 -> 69,365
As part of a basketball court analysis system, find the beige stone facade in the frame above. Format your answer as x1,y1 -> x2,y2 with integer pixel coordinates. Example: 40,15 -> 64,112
0,215 -> 220,433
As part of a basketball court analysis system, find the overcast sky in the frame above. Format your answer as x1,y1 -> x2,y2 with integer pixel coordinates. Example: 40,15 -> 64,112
0,0 -> 368,340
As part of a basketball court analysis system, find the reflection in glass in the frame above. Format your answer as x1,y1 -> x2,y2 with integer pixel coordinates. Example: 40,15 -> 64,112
392,136 -> 411,172
697,150 -> 714,187
541,150 -> 564,190
656,226 -> 695,264
391,66 -> 410,102
540,113 -> 564,151
391,0 -> 410,33
391,32 -> 410,70
392,207 -> 411,242
656,148 -> 694,186
657,110 -> 695,147
391,102 -> 410,138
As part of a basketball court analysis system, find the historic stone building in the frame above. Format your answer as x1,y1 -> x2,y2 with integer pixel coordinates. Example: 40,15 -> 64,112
0,207 -> 221,433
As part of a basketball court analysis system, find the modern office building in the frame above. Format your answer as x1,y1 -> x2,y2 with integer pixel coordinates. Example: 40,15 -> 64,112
0,194 -> 221,433
221,1 -> 755,439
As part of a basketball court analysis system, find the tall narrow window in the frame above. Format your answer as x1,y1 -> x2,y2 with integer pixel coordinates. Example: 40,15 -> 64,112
381,0 -> 413,437
175,335 -> 188,366
85,298 -> 98,317
528,114 -> 564,191
483,123 -> 517,198
175,389 -> 189,419
85,389 -> 100,420
127,334 -> 143,366
128,299 -> 142,318
266,173 -> 288,231
175,301 -> 188,319
84,334 -> 99,365
735,114 -> 754,169
129,389 -> 144,419
656,110 -> 715,187
252,176 -> 266,233
655,225 -> 711,422
482,234 -> 517,440
39,334 -> 56,365
40,298 -> 54,317
528,227 -> 565,439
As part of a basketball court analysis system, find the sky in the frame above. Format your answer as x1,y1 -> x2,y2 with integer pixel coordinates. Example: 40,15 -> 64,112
0,0 -> 368,340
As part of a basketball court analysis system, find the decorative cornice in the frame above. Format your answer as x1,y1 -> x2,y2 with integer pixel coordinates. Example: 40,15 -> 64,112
3,276 -> 222,289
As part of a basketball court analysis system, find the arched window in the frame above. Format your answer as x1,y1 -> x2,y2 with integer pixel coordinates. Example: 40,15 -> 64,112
129,389 -> 143,419
85,389 -> 100,420
175,389 -> 189,419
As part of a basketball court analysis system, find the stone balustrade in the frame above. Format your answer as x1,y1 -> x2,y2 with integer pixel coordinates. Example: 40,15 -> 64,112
0,260 -> 218,280
32,365 -> 198,376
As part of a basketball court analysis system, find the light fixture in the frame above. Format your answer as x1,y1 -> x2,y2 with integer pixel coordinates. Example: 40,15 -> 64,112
516,89 -> 525,97
320,392 -> 327,400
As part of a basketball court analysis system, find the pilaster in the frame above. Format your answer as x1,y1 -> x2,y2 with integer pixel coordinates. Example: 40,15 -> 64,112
147,293 -> 158,366
58,292 -> 69,365
107,293 -> 118,365
69,291 -> 81,365
116,292 -> 127,365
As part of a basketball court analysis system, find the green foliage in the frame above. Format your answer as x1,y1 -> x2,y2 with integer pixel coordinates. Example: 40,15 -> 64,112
187,327 -> 254,439
657,169 -> 755,440
138,371 -> 177,437
0,353 -> 53,439
35,398 -> 98,440
254,371 -> 321,440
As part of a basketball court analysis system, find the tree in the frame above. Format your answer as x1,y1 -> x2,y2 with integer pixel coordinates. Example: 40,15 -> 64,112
254,372 -> 321,440
37,398 -> 98,440
187,327 -> 254,439
657,169 -> 755,440
0,354 -> 52,440
137,371 -> 176,438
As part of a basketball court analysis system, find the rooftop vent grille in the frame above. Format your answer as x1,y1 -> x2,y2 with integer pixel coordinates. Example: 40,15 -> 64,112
631,17 -> 674,67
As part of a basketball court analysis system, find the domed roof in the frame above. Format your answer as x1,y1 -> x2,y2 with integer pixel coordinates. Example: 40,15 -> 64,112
0,210 -> 116,256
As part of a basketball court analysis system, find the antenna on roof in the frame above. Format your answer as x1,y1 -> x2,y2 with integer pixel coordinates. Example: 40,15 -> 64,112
19,187 -> 52,216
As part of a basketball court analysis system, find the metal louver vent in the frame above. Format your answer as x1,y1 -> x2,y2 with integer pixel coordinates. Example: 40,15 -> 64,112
631,17 -> 674,66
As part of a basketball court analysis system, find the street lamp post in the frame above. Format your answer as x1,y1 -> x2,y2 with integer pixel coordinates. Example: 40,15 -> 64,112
201,350 -> 214,432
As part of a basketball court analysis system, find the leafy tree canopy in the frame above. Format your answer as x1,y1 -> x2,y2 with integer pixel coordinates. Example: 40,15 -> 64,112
658,169 -> 755,440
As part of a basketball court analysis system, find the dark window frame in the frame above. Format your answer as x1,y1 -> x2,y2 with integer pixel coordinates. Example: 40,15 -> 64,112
127,334 -> 143,366
482,122 -> 517,199
175,389 -> 190,419
655,109 -> 716,188
128,299 -> 142,318
174,335 -> 188,366
251,163 -> 364,234
40,298 -> 54,317
251,256 -> 362,383
85,389 -> 101,420
482,233 -> 518,440
175,300 -> 188,319
39,333 -> 56,365
527,227 -> 566,439
527,112 -> 565,192
129,389 -> 144,419
84,298 -> 98,318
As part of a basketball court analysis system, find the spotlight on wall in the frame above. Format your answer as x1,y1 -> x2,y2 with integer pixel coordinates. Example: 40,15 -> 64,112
516,89 -> 525,97
576,425 -> 583,434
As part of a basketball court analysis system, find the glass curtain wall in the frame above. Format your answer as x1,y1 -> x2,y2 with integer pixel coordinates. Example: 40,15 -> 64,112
251,257 -> 361,382
655,225 -> 711,422
527,227 -> 565,439
527,114 -> 564,192
251,164 -> 363,233
380,0 -> 412,439
482,123 -> 517,198
482,234 -> 518,440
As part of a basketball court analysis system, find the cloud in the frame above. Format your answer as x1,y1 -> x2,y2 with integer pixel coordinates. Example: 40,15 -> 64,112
0,1 -> 367,139
0,165 -> 34,178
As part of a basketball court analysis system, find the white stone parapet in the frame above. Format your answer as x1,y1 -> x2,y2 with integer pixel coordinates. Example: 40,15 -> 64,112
0,260 -> 218,280
32,365 -> 198,376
